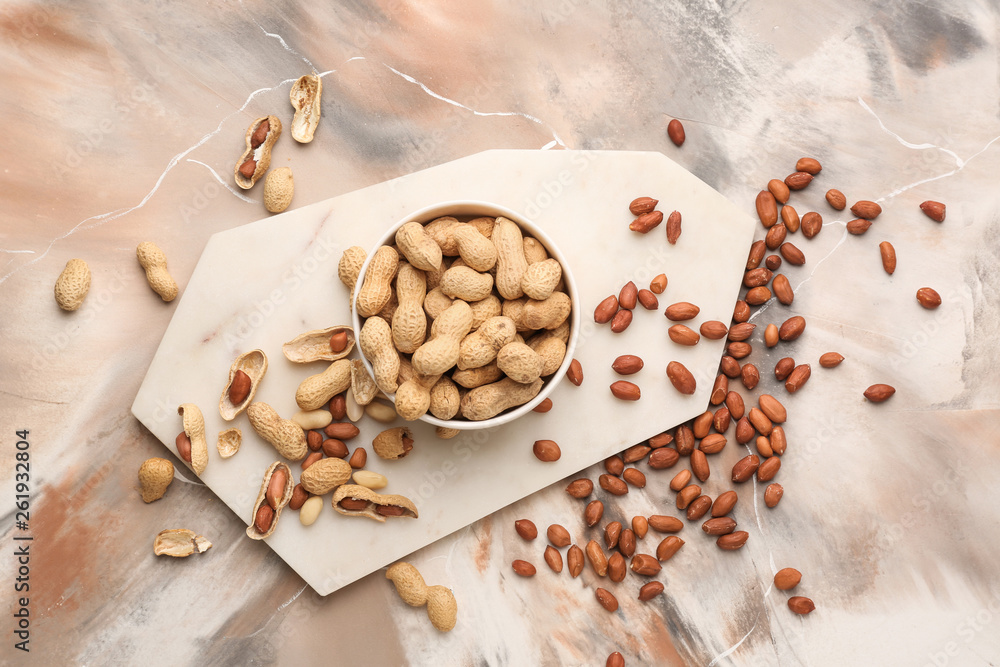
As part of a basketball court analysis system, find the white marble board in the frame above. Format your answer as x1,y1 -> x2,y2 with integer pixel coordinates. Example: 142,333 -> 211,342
130,149 -> 756,595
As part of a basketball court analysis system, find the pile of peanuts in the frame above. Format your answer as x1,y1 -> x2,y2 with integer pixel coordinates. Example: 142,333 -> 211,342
343,214 -> 573,425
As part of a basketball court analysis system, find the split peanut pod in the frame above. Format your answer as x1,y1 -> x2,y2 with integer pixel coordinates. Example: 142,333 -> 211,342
290,73 -> 322,143
153,528 -> 212,557
234,115 -> 281,189
247,402 -> 308,461
246,461 -> 294,540
177,403 -> 209,475
331,484 -> 418,523
282,325 -> 355,363
54,258 -> 91,311
219,349 -> 267,420
216,428 -> 242,458
386,562 -> 458,632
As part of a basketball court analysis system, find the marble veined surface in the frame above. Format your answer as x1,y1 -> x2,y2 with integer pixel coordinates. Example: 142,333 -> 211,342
1,1 -> 999,665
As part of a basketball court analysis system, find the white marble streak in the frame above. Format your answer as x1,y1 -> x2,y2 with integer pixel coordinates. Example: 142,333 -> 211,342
237,0 -> 317,71
380,62 -> 568,149
0,77 -> 299,286
707,616 -> 761,667
858,97 -> 1000,202
186,159 -> 258,203
0,54 -> 568,288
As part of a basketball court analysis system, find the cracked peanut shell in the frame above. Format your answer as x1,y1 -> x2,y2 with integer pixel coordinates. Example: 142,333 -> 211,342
290,73 -> 322,143
219,349 -> 267,420
351,359 -> 378,406
373,427 -> 414,460
234,115 -> 281,189
331,484 -> 418,523
178,403 -> 209,475
154,528 -> 212,557
282,325 -> 355,363
216,428 -> 242,458
247,461 -> 294,540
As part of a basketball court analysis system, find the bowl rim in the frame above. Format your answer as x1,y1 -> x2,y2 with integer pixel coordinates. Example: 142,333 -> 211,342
351,199 -> 581,430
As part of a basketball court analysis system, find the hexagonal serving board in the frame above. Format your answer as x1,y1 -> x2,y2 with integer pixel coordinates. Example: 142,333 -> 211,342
131,149 -> 755,595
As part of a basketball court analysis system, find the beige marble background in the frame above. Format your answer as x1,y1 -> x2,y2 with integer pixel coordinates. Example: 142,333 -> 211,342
2,1 -> 999,665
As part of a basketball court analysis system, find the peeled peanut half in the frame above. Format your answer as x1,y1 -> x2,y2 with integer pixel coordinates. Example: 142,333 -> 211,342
290,73 -> 322,143
282,325 -> 355,363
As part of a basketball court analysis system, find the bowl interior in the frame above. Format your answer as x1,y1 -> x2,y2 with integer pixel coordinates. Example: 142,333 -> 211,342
351,200 -> 581,430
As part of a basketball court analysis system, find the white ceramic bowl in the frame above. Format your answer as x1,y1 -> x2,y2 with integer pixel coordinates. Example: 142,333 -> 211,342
351,200 -> 580,430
